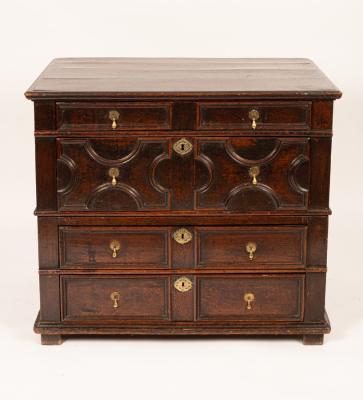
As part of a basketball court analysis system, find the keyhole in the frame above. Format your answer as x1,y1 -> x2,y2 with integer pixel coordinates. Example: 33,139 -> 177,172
182,281 -> 185,288
181,144 -> 185,151
181,233 -> 185,239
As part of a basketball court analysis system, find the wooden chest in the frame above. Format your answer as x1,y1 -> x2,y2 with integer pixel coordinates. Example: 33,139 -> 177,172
25,58 -> 341,345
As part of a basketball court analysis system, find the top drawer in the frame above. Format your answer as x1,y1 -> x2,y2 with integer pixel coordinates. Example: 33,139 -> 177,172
197,101 -> 311,131
56,102 -> 172,131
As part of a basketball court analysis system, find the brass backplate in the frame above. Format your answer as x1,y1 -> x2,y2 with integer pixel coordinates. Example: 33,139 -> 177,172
173,228 -> 193,245
248,109 -> 260,121
174,277 -> 193,292
109,110 -> 120,121
248,166 -> 260,178
110,240 -> 121,252
108,167 -> 120,178
173,138 -> 193,156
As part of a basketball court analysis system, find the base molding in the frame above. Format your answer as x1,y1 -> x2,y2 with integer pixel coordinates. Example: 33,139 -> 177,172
34,311 -> 330,345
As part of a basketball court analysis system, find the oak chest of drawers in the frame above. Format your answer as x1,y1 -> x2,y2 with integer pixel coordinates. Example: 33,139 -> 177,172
25,58 -> 341,345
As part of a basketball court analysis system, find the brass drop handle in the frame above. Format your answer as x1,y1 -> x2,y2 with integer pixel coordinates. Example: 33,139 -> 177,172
110,240 -> 121,258
246,242 -> 257,260
248,109 -> 260,130
249,166 -> 260,185
109,110 -> 120,129
108,167 -> 119,186
110,291 -> 121,308
244,293 -> 255,310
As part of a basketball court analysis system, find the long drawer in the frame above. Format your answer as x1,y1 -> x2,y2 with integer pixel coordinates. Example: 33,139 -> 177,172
60,274 -> 304,323
56,137 -> 310,212
59,225 -> 307,270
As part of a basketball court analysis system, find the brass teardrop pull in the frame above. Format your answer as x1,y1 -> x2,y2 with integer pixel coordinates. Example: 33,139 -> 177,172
246,242 -> 257,260
108,167 -> 120,186
110,240 -> 121,258
110,291 -> 121,308
248,109 -> 260,130
244,293 -> 255,310
109,110 -> 120,129
249,166 -> 260,185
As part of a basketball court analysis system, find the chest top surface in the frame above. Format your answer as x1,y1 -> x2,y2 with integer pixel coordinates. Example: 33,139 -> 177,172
25,58 -> 341,99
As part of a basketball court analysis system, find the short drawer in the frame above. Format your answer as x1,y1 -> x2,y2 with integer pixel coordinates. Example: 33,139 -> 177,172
61,275 -> 170,322
197,275 -> 304,321
196,226 -> 307,269
56,102 -> 172,131
59,226 -> 170,268
197,101 -> 311,131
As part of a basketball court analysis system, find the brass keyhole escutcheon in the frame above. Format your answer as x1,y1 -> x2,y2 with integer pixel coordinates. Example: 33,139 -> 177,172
244,293 -> 255,310
249,166 -> 260,185
246,242 -> 257,261
248,109 -> 260,130
174,277 -> 193,292
110,240 -> 121,258
110,291 -> 121,308
173,228 -> 193,245
109,110 -> 120,129
173,138 -> 193,156
108,167 -> 120,186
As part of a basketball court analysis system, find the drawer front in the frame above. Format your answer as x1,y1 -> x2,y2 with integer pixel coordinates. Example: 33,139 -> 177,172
61,275 -> 170,322
57,102 -> 172,131
196,226 -> 307,269
57,137 -> 309,212
197,275 -> 304,321
57,138 -> 172,211
195,137 -> 310,211
197,101 -> 311,131
60,227 -> 170,268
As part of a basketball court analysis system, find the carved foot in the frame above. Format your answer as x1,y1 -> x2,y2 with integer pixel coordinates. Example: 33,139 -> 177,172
302,334 -> 324,345
41,334 -> 63,345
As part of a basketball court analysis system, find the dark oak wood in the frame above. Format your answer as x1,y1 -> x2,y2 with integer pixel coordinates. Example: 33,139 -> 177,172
196,275 -> 304,321
196,226 -> 307,269
59,226 -> 171,269
25,58 -> 341,99
57,102 -> 172,131
197,101 -> 311,131
41,334 -> 63,345
302,334 -> 324,345
61,275 -> 169,322
26,58 -> 341,344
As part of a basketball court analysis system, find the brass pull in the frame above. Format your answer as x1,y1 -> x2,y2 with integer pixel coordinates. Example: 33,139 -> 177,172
108,167 -> 119,186
174,277 -> 193,292
109,110 -> 120,129
173,228 -> 193,245
110,291 -> 121,308
110,240 -> 121,258
248,109 -> 260,130
244,293 -> 255,310
173,138 -> 193,156
249,166 -> 260,185
246,242 -> 257,260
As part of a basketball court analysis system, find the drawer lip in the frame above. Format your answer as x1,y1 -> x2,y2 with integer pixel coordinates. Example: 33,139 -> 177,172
61,274 -> 170,323
196,274 -> 305,322
195,225 -> 307,269
59,226 -> 171,269
196,101 -> 311,131
56,101 -> 172,131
